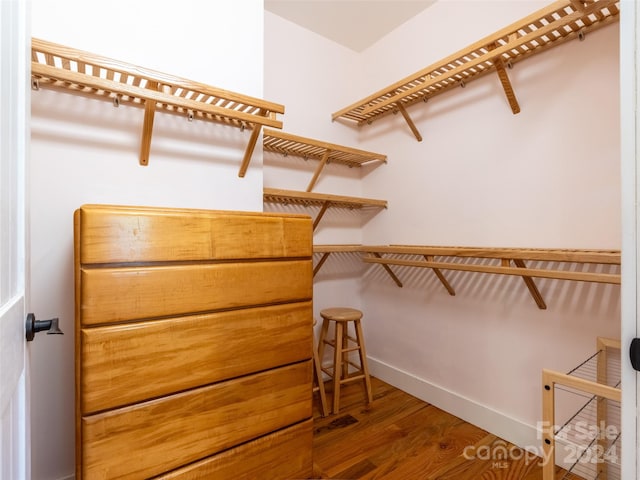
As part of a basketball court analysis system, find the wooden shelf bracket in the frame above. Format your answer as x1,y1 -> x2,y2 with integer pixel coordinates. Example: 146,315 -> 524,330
511,258 -> 547,309
490,40 -> 521,115
424,255 -> 456,296
307,149 -> 331,192
139,82 -> 158,166
313,201 -> 331,231
395,101 -> 423,142
239,122 -> 264,178
373,253 -> 404,288
313,252 -> 332,277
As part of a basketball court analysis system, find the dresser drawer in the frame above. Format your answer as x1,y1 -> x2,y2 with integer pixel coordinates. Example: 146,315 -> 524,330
81,360 -> 312,479
157,419 -> 313,479
80,301 -> 312,414
79,260 -> 312,326
75,205 -> 312,264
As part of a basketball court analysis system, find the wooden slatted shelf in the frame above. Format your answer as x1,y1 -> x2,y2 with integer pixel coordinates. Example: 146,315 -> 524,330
31,37 -> 285,176
263,189 -> 387,231
312,244 -> 620,309
263,129 -> 386,192
331,0 -> 620,140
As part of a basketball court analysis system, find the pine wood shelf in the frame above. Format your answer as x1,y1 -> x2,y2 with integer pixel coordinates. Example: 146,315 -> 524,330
263,189 -> 387,231
312,244 -> 620,308
263,129 -> 386,192
331,0 -> 620,140
31,38 -> 285,176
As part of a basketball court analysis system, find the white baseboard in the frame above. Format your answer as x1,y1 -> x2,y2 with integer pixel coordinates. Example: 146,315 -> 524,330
368,356 -> 541,452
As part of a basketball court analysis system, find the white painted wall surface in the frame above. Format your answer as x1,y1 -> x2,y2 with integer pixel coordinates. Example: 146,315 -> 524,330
29,1 -> 265,478
357,0 -> 621,452
264,11 -> 369,317
266,0 -> 621,458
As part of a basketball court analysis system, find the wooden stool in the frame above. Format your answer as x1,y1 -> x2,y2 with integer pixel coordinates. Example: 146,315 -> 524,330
312,318 -> 329,417
318,307 -> 373,414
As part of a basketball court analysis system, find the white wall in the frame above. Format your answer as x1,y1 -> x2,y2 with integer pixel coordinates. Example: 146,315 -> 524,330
29,1 -> 265,478
265,0 -> 621,456
264,11 -> 370,316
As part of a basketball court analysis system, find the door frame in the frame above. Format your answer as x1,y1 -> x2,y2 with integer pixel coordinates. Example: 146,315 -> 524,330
620,1 -> 639,478
0,0 -> 30,478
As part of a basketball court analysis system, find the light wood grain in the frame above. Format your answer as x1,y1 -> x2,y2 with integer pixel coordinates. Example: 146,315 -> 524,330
81,301 -> 312,413
364,245 -> 620,264
77,204 -> 312,264
263,187 -> 388,209
263,128 -> 387,166
31,38 -> 284,116
332,0 -> 619,126
32,62 -> 282,129
81,361 -> 311,479
139,81 -> 157,165
80,260 -> 312,325
32,37 -> 284,174
75,205 -> 313,478
238,123 -> 263,177
364,255 -> 620,284
156,419 -> 313,479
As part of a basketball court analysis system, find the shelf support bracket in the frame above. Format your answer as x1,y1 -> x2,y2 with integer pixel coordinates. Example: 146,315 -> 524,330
511,258 -> 547,309
139,81 -> 158,166
238,121 -> 263,178
372,253 -> 403,287
491,40 -> 521,115
424,255 -> 455,295
313,252 -> 331,277
313,201 -> 331,231
307,148 -> 331,192
395,101 -> 423,142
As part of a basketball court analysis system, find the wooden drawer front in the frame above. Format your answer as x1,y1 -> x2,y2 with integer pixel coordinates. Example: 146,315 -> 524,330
157,419 -> 313,479
80,260 -> 312,325
81,361 -> 311,479
76,205 -> 312,264
81,301 -> 312,414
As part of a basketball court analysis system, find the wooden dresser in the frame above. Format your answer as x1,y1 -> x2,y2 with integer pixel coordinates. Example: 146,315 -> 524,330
73,204 -> 314,479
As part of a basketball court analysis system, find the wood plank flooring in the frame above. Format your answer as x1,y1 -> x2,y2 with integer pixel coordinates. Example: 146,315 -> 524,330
312,377 -> 583,480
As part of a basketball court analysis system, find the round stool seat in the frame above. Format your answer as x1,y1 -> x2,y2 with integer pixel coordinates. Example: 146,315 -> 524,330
320,307 -> 363,322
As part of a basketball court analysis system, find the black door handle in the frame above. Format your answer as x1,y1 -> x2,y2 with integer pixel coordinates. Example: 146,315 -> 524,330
631,338 -> 640,371
25,313 -> 63,342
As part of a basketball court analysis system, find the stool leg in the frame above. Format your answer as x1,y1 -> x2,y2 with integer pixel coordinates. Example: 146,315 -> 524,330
342,323 -> 350,379
354,319 -> 373,405
317,318 -> 330,367
332,321 -> 344,414
312,331 -> 328,417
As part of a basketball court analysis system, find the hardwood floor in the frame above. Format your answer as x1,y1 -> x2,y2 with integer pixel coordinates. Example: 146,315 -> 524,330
312,377 -> 582,480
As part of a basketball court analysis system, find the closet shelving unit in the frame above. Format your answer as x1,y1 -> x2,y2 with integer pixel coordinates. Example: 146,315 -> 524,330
262,130 -> 387,231
30,38 -> 285,176
263,129 -> 386,191
542,337 -> 621,480
331,0 -> 620,141
312,245 -> 620,309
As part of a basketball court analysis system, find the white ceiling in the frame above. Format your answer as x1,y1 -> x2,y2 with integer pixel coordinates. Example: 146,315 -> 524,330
264,0 -> 436,52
